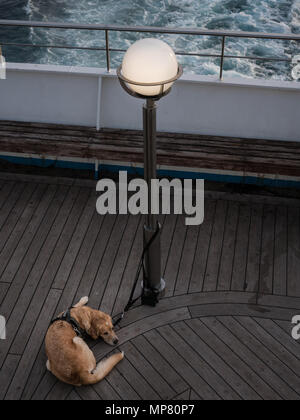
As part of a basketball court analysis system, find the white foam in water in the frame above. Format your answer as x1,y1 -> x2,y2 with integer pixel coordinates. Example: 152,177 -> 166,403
2,0 -> 300,80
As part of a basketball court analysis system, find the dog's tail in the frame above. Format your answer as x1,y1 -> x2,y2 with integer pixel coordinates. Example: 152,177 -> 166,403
80,352 -> 124,385
73,296 -> 89,308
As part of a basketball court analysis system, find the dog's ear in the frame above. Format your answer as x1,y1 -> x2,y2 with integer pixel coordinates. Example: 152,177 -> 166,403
88,311 -> 105,340
88,321 -> 100,340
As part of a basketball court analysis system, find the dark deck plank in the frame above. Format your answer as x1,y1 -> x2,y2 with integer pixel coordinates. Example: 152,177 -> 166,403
188,200 -> 216,293
203,200 -> 228,292
219,316 -> 300,399
287,207 -> 300,297
174,224 -> 199,296
245,204 -> 263,293
231,204 -> 251,291
217,201 -> 239,291
162,323 -> 242,400
0,184 -> 57,285
273,206 -> 288,296
132,335 -> 188,395
52,191 -> 97,290
259,205 -> 276,294
100,215 -> 141,315
144,329 -> 221,400
5,289 -> 61,400
0,184 -> 48,276
0,183 -> 37,254
198,317 -> 284,400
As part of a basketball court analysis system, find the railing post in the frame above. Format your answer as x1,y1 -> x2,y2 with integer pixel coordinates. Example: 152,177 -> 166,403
220,36 -> 226,80
105,29 -> 111,73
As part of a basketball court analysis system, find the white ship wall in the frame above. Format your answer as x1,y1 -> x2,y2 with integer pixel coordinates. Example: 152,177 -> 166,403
0,63 -> 300,142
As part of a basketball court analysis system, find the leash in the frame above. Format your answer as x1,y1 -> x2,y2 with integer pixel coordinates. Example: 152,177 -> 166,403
113,222 -> 161,327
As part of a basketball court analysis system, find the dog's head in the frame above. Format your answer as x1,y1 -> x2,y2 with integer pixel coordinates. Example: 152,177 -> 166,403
88,310 -> 119,346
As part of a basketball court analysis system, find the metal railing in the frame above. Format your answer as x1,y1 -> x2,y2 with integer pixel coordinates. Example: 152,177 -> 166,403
0,19 -> 300,79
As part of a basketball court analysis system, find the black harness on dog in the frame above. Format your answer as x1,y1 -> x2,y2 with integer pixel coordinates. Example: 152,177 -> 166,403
50,308 -> 88,340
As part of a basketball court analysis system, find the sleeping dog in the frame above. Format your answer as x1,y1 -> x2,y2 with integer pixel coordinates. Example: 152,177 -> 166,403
45,297 -> 124,386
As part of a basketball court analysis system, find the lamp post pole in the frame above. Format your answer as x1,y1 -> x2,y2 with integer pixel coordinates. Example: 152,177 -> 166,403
143,98 -> 165,300
117,37 -> 182,306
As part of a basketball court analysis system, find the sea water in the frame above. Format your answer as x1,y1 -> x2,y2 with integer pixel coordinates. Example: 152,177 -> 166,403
0,0 -> 299,80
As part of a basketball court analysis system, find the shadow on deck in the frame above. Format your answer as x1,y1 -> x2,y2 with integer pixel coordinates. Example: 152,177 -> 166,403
0,172 -> 299,400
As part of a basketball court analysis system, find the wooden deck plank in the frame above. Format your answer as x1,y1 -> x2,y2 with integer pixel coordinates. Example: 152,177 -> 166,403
0,184 -> 57,285
203,200 -> 228,292
0,184 -> 48,276
287,207 -> 300,297
88,215 -> 129,311
259,205 -> 276,294
66,391 -> 82,401
9,187 -> 81,355
52,210 -> 105,316
245,204 -> 263,293
0,282 -> 9,305
116,356 -> 160,400
100,215 -> 141,315
0,183 -> 37,253
5,289 -> 62,400
74,214 -> 117,305
0,355 -> 21,400
236,317 -> 300,378
106,368 -> 141,400
122,341 -> 175,400
217,201 -> 239,291
0,182 -> 26,232
198,317 -> 285,400
189,303 -> 296,321
162,323 -> 242,400
93,379 -> 122,401
164,216 -> 187,297
52,191 -> 97,290
75,386 -> 102,401
174,225 -> 199,296
45,381 -> 72,401
231,204 -> 251,291
188,318 -> 267,400
2,122 -> 300,177
112,217 -> 144,317
189,200 -> 216,293
0,181 -> 15,211
273,206 -> 288,296
219,316 -> 300,399
144,329 -> 221,400
20,346 -> 49,400
0,186 -> 67,367
132,335 -> 188,395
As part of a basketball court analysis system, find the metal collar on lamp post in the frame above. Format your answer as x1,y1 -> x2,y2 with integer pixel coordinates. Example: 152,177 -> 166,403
117,64 -> 183,101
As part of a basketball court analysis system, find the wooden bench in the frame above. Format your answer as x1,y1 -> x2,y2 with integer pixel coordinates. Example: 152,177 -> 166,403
0,120 -> 300,177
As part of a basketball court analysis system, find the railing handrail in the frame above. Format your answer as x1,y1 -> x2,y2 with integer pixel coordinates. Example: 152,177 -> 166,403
1,19 -> 300,41
0,19 -> 299,79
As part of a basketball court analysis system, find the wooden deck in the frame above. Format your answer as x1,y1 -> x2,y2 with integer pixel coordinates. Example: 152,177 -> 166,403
1,120 -> 300,177
0,172 -> 299,400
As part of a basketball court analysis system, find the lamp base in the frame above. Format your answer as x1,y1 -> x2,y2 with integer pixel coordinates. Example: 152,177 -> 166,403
141,278 -> 166,307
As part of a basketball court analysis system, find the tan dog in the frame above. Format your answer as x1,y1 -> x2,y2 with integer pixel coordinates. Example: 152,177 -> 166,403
45,297 -> 124,386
